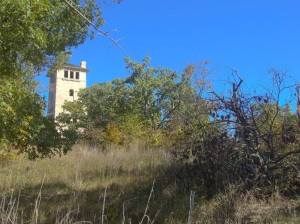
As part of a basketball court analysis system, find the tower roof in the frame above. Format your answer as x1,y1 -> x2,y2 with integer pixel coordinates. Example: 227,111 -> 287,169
63,63 -> 89,72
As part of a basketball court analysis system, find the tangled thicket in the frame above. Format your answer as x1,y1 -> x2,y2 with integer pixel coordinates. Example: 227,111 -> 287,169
174,71 -> 300,196
59,58 -> 300,196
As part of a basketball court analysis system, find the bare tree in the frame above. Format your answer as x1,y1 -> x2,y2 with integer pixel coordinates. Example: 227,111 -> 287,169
205,70 -> 300,190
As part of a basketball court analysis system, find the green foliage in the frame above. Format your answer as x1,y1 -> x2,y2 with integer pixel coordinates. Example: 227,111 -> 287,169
0,0 -> 104,77
104,123 -> 124,145
58,57 -> 205,147
125,56 -> 183,129
58,55 -> 300,196
0,75 -> 75,160
0,0 -> 115,159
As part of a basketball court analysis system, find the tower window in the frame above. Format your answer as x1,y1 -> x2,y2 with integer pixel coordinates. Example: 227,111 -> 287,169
64,70 -> 68,78
70,71 -> 74,79
69,89 -> 74,97
76,72 -> 80,79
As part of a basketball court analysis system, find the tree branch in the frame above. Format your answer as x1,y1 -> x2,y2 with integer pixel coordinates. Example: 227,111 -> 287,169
62,0 -> 127,55
296,84 -> 300,127
272,150 -> 300,165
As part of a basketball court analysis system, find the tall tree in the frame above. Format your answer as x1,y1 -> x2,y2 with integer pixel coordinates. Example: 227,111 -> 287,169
125,56 -> 184,129
58,57 -> 201,146
0,0 -> 119,160
0,0 -> 105,77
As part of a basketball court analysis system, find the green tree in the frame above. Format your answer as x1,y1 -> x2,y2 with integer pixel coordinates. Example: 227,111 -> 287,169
0,0 -> 119,160
58,57 -> 201,147
57,81 -> 130,145
0,74 -> 73,160
125,56 -> 184,129
0,0 -> 104,77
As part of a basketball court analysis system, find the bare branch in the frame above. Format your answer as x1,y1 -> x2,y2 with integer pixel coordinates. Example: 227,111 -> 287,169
271,150 -> 300,165
62,0 -> 127,55
296,84 -> 300,127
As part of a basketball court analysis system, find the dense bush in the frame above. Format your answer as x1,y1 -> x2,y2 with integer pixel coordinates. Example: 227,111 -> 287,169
59,58 -> 300,196
173,71 -> 300,196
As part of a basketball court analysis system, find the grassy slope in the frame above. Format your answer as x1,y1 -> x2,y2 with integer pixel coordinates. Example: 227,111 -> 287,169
0,144 -> 191,223
0,144 -> 299,223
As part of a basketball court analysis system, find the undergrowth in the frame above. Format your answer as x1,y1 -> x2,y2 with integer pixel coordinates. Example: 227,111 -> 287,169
0,143 -> 299,223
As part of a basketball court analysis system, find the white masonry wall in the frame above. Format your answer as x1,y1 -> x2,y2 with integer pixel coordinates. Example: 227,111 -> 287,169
47,62 -> 87,118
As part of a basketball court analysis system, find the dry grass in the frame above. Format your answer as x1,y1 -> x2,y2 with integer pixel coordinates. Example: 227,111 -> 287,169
0,143 -> 172,192
193,186 -> 300,224
0,143 -> 183,223
0,144 -> 299,223
234,190 -> 300,224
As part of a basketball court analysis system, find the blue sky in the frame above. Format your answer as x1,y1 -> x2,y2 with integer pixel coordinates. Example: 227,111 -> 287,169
38,0 -> 299,94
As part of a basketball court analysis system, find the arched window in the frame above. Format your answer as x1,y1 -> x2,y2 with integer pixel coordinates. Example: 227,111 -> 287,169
69,89 -> 74,97
69,89 -> 75,102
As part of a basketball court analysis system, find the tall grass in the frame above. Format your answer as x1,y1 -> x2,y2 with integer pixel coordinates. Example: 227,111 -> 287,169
0,143 -> 185,223
0,143 -> 172,191
0,143 -> 299,223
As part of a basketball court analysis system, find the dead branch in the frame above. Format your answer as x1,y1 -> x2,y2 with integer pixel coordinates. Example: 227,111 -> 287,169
272,150 -> 300,165
62,0 -> 127,55
296,84 -> 300,127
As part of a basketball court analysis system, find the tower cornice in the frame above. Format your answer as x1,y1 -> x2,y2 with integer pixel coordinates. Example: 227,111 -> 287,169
63,63 -> 90,72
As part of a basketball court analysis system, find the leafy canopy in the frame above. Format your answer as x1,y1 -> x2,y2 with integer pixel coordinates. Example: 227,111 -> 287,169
0,0 -> 104,77
0,0 -> 117,160
58,57 -> 206,147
